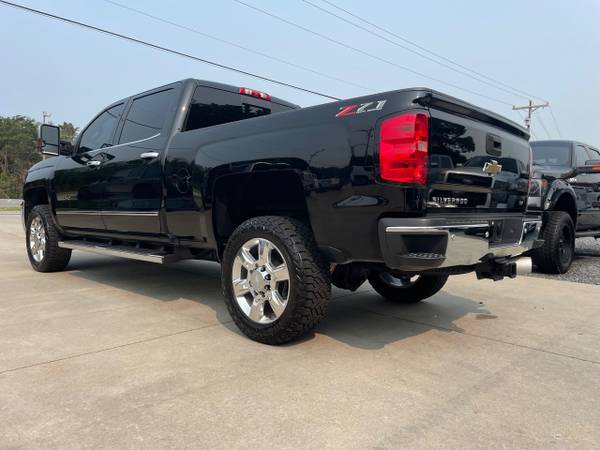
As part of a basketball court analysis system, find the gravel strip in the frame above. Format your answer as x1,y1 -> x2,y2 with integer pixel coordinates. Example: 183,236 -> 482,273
528,237 -> 600,285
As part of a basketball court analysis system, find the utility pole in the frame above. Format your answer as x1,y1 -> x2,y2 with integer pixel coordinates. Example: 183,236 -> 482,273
512,100 -> 549,131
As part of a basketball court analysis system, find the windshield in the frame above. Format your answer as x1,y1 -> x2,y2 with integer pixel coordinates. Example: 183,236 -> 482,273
531,142 -> 571,166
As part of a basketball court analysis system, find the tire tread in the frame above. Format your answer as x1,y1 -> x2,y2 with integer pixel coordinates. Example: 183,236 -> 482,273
26,205 -> 71,272
533,211 -> 574,274
222,216 -> 330,344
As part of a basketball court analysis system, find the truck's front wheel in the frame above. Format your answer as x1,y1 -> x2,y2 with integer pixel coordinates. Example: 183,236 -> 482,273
26,205 -> 71,272
221,216 -> 331,345
533,211 -> 575,274
368,272 -> 448,303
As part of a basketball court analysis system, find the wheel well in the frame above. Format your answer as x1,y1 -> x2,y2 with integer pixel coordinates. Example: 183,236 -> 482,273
23,187 -> 49,219
552,192 -> 577,225
212,170 -> 310,252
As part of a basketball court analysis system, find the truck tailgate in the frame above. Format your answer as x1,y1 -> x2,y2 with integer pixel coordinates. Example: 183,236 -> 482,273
425,94 -> 530,214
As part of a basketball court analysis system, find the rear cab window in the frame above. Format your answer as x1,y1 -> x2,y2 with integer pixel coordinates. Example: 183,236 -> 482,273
119,89 -> 176,143
183,86 -> 294,132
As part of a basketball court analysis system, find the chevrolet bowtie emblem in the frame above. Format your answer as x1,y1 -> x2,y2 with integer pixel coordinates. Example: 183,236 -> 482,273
483,160 -> 502,175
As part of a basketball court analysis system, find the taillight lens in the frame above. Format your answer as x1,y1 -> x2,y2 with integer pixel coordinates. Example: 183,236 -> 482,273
379,113 -> 429,185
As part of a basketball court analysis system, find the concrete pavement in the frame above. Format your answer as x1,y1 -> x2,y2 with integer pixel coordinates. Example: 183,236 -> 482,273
1,214 -> 599,449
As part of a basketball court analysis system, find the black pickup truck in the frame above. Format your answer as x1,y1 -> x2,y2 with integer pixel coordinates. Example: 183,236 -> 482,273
529,140 -> 600,273
24,79 -> 540,344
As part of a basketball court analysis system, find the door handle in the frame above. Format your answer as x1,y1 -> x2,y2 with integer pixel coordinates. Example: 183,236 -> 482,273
140,152 -> 160,160
86,160 -> 101,167
486,134 -> 502,157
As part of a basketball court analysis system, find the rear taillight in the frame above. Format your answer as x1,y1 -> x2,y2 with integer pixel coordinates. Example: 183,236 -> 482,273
379,112 -> 429,185
239,87 -> 271,101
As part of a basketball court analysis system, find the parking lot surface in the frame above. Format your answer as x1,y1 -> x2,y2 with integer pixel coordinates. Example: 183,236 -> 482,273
1,214 -> 600,449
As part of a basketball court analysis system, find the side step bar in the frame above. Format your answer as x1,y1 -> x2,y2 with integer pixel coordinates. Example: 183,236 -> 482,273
58,241 -> 179,264
576,231 -> 600,239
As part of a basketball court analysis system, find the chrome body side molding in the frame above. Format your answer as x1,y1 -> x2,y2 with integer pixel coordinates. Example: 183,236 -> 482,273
56,210 -> 159,217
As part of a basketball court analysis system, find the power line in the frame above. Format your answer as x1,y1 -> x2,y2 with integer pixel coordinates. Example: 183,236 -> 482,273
514,110 -> 537,139
234,0 -> 514,106
301,0 -> 531,102
101,0 -> 375,94
548,107 -> 562,138
317,0 -> 548,103
0,0 -> 341,101
537,114 -> 552,139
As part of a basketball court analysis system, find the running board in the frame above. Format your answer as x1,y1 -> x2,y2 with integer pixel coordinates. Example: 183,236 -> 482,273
576,231 -> 600,239
58,241 -> 179,264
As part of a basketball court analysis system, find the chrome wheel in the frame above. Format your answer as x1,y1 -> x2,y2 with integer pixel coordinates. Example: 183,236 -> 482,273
29,215 -> 46,263
379,272 -> 420,288
231,237 -> 290,324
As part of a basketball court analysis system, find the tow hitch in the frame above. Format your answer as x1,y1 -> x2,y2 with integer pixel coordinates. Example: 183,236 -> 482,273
475,257 -> 532,281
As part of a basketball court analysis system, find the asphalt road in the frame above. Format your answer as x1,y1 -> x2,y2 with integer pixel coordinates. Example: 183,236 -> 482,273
2,214 -> 600,449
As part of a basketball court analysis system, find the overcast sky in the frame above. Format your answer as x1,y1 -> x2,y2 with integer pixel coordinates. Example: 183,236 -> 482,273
1,0 -> 599,144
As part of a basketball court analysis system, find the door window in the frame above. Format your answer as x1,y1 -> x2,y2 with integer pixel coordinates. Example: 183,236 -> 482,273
586,146 -> 600,164
78,103 -> 124,153
119,89 -> 175,143
575,145 -> 591,167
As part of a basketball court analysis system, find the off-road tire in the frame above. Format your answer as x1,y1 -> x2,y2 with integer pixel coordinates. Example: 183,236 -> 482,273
221,216 -> 331,345
26,205 -> 71,272
533,211 -> 575,274
368,273 -> 448,303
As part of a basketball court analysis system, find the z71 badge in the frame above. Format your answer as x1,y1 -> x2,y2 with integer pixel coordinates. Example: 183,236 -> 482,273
336,100 -> 387,118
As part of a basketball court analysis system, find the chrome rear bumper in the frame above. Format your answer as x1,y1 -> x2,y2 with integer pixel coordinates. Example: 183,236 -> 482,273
379,216 -> 542,271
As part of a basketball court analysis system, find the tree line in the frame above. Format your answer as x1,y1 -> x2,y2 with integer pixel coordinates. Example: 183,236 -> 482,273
0,116 -> 78,198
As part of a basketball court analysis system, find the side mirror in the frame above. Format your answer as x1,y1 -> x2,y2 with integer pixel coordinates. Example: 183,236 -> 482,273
576,161 -> 600,174
38,124 -> 60,156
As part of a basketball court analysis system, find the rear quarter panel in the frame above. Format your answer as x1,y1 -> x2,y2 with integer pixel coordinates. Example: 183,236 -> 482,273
164,89 -> 427,261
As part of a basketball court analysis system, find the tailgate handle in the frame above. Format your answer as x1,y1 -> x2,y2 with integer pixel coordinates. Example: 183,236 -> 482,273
486,134 -> 502,157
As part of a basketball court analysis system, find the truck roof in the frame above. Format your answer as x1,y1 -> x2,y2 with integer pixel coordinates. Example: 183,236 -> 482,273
104,79 -> 527,139
531,139 -> 598,149
109,78 -> 301,111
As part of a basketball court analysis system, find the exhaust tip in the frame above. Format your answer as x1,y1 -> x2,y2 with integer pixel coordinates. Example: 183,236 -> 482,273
515,257 -> 533,275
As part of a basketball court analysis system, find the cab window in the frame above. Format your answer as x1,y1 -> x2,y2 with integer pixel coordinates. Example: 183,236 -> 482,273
575,145 -> 590,167
119,89 -> 175,143
586,146 -> 600,163
183,86 -> 291,132
78,103 -> 124,153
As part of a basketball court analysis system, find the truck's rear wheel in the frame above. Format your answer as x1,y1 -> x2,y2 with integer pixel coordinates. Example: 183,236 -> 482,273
26,205 -> 71,272
533,211 -> 575,274
368,272 -> 448,303
222,216 -> 330,345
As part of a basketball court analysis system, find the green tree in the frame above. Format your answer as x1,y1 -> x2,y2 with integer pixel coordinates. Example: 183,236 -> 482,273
58,121 -> 79,143
0,115 -> 41,198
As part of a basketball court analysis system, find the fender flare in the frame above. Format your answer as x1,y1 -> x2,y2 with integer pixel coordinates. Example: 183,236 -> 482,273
543,179 -> 578,225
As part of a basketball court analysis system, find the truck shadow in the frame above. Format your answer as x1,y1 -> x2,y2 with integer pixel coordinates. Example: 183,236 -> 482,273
66,254 -> 490,350
303,290 -> 491,350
